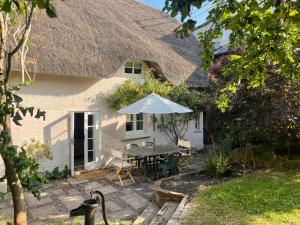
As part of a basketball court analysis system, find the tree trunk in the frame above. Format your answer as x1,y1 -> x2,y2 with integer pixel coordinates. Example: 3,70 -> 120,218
2,156 -> 27,225
2,117 -> 27,225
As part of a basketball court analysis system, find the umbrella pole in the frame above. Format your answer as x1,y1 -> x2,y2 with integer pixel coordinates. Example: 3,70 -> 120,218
152,114 -> 156,152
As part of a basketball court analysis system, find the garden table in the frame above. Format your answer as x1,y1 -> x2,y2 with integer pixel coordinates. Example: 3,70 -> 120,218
125,145 -> 181,179
125,145 -> 181,157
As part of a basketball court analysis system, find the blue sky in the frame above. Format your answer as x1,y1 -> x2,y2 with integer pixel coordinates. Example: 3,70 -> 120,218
140,0 -> 210,25
140,0 -> 230,45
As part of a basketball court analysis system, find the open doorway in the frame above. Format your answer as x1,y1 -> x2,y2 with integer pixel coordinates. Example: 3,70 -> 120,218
70,111 -> 100,174
74,113 -> 84,171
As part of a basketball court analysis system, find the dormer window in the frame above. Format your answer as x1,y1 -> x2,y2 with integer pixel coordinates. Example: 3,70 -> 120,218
125,61 -> 142,75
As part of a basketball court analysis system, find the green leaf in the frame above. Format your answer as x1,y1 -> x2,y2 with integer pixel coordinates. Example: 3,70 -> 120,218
19,108 -> 27,117
13,94 -> 23,103
27,107 -> 34,116
35,109 -> 46,120
13,111 -> 23,126
289,10 -> 298,17
46,3 -> 57,18
0,0 -> 12,12
36,0 -> 47,8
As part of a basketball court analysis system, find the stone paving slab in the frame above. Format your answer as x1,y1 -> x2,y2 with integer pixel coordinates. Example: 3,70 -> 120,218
0,174 -> 154,224
51,188 -> 65,196
120,192 -> 149,210
59,195 -> 85,211
30,204 -> 61,219
25,191 -> 52,207
107,208 -> 135,220
67,178 -> 89,185
1,206 -> 13,219
94,185 -> 118,196
67,188 -> 81,196
105,200 -> 122,212
82,181 -> 103,191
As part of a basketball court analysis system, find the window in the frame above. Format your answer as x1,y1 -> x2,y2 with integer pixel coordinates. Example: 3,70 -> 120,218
124,61 -> 142,75
87,114 -> 96,162
126,113 -> 144,132
195,113 -> 201,131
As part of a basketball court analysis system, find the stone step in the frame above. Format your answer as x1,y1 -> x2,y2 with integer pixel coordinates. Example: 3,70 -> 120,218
133,202 -> 159,225
166,196 -> 192,225
149,201 -> 179,225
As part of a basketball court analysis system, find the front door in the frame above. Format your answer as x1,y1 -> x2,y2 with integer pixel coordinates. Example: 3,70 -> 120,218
70,112 -> 100,175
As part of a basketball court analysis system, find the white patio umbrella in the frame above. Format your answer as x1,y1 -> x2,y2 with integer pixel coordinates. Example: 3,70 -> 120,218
117,93 -> 192,150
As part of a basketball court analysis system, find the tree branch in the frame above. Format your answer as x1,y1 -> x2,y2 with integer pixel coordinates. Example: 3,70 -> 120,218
0,13 -> 8,77
4,5 -> 35,84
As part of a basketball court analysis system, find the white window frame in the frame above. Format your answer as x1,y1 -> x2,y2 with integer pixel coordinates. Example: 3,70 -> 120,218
124,61 -> 143,76
125,113 -> 144,134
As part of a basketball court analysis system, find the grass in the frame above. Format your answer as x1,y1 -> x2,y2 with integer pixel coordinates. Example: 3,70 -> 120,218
183,169 -> 300,225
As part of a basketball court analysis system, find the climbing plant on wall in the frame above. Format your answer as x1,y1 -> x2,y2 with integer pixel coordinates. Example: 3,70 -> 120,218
108,74 -> 210,143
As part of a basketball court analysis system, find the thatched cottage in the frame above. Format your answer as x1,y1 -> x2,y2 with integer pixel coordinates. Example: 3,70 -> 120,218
7,0 -> 208,175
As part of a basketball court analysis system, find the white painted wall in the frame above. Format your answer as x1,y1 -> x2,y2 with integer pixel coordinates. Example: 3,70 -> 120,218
9,62 -> 203,172
155,113 -> 204,149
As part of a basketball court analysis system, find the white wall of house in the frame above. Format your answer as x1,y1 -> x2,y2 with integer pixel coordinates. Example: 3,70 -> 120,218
9,61 -> 204,172
155,113 -> 204,149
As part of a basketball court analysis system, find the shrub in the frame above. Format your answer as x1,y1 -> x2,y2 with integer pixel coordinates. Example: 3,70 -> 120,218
203,136 -> 233,177
219,135 -> 233,155
21,138 -> 52,161
43,165 -> 70,180
229,145 -> 291,169
204,150 -> 231,177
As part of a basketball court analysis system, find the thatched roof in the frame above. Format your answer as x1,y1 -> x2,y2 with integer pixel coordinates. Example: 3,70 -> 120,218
13,0 -> 208,87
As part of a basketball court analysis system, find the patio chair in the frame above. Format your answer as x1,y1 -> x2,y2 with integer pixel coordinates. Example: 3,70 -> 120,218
157,153 -> 181,177
178,139 -> 192,170
144,157 -> 160,179
125,143 -> 139,150
111,149 -> 135,186
141,141 -> 153,147
124,143 -> 142,169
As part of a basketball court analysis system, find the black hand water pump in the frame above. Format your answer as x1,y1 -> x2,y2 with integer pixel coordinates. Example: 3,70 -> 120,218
70,190 -> 109,225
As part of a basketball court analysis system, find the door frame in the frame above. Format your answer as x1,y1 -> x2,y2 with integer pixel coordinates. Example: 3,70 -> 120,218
69,111 -> 101,176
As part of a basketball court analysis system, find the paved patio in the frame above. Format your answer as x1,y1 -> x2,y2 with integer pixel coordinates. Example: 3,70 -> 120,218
0,155 -> 203,224
0,172 -> 155,224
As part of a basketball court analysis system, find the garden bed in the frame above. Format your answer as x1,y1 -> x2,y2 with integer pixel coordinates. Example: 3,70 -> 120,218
160,171 -> 233,195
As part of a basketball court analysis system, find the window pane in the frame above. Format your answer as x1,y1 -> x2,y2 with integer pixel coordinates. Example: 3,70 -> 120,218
126,114 -> 133,122
134,62 -> 142,69
136,121 -> 143,130
88,115 -> 94,126
88,151 -> 94,162
195,115 -> 200,130
88,139 -> 93,150
88,127 -> 93,138
134,68 -> 142,74
136,113 -> 143,121
125,67 -> 133,74
125,62 -> 133,67
126,122 -> 133,131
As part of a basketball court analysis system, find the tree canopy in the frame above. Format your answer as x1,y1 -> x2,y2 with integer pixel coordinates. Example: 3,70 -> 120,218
163,0 -> 300,111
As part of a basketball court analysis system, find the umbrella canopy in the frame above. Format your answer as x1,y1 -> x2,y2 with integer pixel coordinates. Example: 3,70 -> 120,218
117,93 -> 192,114
117,93 -> 192,151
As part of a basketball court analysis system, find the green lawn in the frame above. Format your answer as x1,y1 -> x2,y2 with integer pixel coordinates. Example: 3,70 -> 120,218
183,169 -> 300,225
